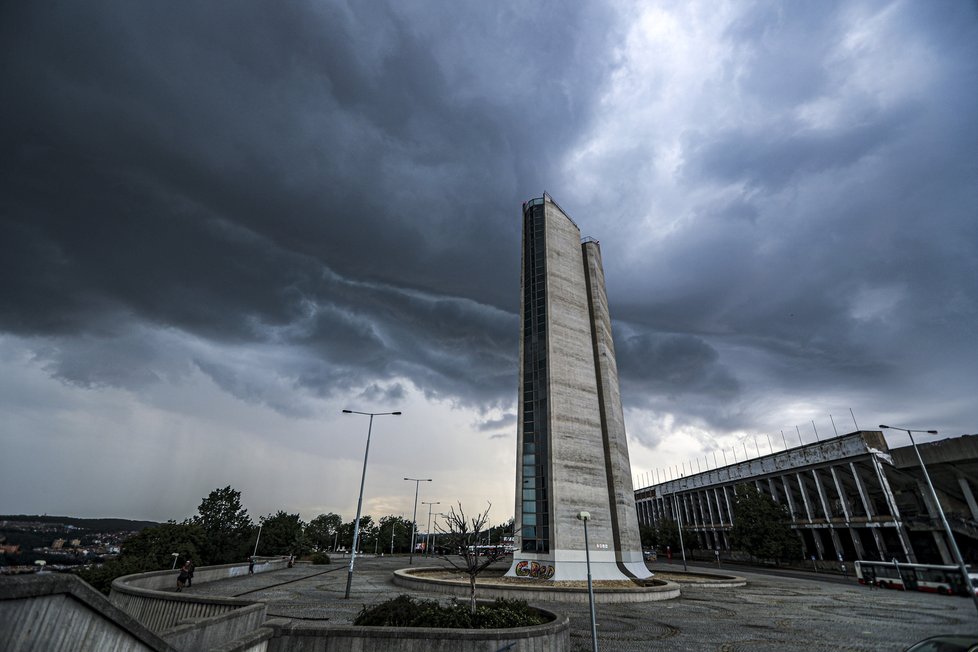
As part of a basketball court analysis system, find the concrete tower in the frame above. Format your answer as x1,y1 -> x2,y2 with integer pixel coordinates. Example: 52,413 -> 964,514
507,193 -> 650,582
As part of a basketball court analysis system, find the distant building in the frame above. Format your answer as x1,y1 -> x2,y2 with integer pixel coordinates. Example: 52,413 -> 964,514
51,539 -> 65,550
635,431 -> 978,564
507,194 -> 649,582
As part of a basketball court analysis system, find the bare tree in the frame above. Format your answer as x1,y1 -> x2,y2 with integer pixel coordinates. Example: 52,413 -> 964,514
437,502 -> 507,614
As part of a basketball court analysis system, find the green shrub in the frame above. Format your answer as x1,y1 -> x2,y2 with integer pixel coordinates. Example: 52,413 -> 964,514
354,595 -> 547,629
310,552 -> 331,565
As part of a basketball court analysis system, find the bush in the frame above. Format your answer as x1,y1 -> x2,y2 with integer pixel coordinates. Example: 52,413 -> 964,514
354,595 -> 547,629
310,552 -> 331,565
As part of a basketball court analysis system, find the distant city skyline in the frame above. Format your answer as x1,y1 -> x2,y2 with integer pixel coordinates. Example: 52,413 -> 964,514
1,2 -> 976,523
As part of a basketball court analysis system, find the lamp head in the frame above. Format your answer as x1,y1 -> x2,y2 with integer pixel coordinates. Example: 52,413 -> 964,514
343,409 -> 353,413
878,424 -> 889,429
392,411 -> 402,415
576,511 -> 591,522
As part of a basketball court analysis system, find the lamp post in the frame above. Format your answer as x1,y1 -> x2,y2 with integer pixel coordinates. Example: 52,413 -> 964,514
880,425 -> 978,616
673,488 -> 688,572
171,552 -> 180,570
404,477 -> 432,564
577,511 -> 598,652
422,501 -> 440,558
253,523 -> 263,558
341,408 -> 401,599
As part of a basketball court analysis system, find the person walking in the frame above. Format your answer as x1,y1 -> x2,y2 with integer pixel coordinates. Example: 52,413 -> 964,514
248,556 -> 255,575
186,560 -> 195,587
176,561 -> 191,592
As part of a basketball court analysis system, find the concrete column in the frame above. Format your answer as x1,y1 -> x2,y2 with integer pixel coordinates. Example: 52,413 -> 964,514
916,480 -> 942,520
782,477 -> 798,521
848,527 -> 867,560
811,527 -> 827,560
849,462 -> 874,520
723,486 -> 734,527
958,476 -> 978,522
768,478 -> 780,503
829,466 -> 853,522
704,488 -> 716,527
870,456 -> 916,563
796,473 -> 815,523
712,488 -> 725,525
713,487 -> 733,525
812,469 -> 834,522
932,531 -> 953,565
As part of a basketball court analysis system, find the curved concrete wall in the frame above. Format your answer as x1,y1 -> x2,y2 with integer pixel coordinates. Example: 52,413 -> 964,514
265,608 -> 570,652
393,568 -> 681,603
108,561 -> 284,650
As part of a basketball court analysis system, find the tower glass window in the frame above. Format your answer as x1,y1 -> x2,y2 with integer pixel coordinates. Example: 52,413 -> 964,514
520,199 -> 550,554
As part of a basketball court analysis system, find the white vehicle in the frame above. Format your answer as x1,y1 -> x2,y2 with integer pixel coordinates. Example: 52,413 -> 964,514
855,560 -> 978,596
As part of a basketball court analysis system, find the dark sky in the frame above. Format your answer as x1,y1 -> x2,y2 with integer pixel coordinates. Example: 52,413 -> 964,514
2,1 -> 976,521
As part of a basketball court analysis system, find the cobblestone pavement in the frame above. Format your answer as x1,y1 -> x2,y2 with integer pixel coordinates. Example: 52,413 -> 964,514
190,556 -> 978,651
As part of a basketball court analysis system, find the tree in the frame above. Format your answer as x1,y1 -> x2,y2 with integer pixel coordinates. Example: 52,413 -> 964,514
121,521 -> 205,568
378,515 -> 415,554
639,523 -> 656,549
306,513 -> 343,552
730,485 -> 801,564
190,486 -> 253,564
258,511 -> 308,556
654,519 -> 681,551
437,502 -> 506,614
337,516 -> 373,552
75,521 -> 205,594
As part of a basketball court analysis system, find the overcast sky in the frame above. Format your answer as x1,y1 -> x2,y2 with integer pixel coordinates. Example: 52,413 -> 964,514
2,1 -> 976,525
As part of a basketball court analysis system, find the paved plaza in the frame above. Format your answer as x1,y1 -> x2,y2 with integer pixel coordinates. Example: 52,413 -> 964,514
190,556 -> 978,651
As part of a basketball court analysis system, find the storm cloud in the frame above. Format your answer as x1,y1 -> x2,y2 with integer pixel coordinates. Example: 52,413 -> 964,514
1,0 -> 976,520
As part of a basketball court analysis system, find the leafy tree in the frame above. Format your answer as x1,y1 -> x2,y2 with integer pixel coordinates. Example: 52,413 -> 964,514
337,516 -> 373,552
437,502 -> 506,614
378,515 -> 415,554
190,486 -> 253,564
639,523 -> 656,549
654,519 -> 681,551
257,511 -> 308,556
306,513 -> 343,552
121,521 -> 205,568
730,485 -> 801,564
74,521 -> 204,594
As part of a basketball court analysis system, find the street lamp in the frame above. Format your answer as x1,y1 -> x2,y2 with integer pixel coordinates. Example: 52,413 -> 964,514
171,552 -> 180,570
253,523 -> 263,558
673,487 -> 688,572
404,477 -> 432,564
880,425 -> 978,616
577,511 -> 598,652
422,501 -> 440,558
341,408 -> 401,599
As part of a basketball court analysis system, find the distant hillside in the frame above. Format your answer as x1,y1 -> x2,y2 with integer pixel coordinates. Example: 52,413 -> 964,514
0,515 -> 160,532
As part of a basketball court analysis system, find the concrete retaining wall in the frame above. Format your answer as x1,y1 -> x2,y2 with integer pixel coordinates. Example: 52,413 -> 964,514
108,561 -> 283,651
0,573 -> 174,652
265,608 -> 570,652
393,568 -> 681,603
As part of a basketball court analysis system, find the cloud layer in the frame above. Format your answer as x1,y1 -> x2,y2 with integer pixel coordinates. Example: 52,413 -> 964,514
1,0 -> 976,520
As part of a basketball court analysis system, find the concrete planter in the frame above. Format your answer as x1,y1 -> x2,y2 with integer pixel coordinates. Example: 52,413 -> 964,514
393,567 -> 681,603
265,605 -> 570,652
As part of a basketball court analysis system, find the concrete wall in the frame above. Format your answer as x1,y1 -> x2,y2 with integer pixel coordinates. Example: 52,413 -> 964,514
582,239 -> 645,573
108,561 -> 283,651
0,573 -> 174,652
265,607 -> 571,652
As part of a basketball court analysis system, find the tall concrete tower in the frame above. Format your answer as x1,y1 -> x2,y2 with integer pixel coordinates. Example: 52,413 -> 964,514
507,193 -> 649,582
